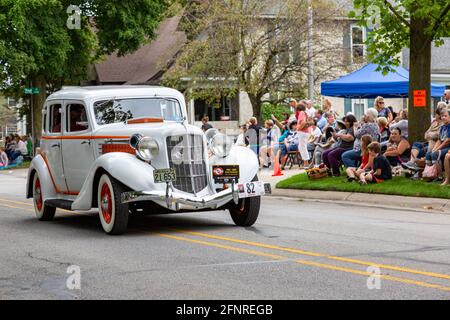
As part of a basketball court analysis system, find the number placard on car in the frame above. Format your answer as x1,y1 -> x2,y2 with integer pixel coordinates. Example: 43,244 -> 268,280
237,181 -> 266,198
154,168 -> 177,183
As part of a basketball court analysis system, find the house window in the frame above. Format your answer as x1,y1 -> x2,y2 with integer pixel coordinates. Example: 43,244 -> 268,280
350,25 -> 366,63
352,99 -> 367,120
7,98 -> 17,108
194,96 -> 235,121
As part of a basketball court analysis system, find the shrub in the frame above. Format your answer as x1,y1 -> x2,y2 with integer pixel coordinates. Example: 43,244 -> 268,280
261,102 -> 291,122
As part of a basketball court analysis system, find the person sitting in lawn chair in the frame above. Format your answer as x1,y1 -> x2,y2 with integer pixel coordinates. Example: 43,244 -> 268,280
359,141 -> 392,185
383,127 -> 411,167
402,102 -> 446,172
322,115 -> 357,177
425,109 -> 450,165
280,123 -> 300,170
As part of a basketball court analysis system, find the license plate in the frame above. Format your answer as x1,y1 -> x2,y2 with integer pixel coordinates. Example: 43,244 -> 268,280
154,168 -> 176,183
237,181 -> 266,198
213,165 -> 240,183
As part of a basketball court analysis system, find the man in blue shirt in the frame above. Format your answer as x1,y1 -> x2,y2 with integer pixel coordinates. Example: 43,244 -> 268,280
315,110 -> 327,132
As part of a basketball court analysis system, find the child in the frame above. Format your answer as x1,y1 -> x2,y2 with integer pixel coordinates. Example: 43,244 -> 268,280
346,135 -> 373,182
359,141 -> 392,185
0,146 -> 9,168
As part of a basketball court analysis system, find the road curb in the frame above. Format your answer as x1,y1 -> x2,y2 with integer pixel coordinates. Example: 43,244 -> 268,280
269,188 -> 450,213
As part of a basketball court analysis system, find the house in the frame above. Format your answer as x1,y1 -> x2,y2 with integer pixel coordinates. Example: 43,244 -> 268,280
0,96 -> 25,141
322,1 -> 450,118
88,1 -> 450,130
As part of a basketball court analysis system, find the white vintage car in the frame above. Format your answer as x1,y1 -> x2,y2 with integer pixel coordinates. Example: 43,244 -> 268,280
26,86 -> 269,234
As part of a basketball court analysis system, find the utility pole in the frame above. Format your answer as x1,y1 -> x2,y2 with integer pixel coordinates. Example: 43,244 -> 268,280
307,0 -> 314,100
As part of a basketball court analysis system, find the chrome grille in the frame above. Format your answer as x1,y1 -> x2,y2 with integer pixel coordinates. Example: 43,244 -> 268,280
166,135 -> 208,194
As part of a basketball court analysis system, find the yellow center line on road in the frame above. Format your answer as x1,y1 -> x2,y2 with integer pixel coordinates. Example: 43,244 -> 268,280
154,232 -> 285,260
295,259 -> 450,292
170,228 -> 450,282
0,201 -> 34,213
0,200 -> 90,216
154,231 -> 450,293
0,198 -> 33,207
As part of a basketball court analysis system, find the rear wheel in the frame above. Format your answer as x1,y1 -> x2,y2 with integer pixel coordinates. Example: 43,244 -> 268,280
228,176 -> 261,227
97,174 -> 129,235
33,173 -> 56,221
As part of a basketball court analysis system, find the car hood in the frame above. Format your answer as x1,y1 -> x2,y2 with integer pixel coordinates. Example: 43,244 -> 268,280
94,122 -> 204,140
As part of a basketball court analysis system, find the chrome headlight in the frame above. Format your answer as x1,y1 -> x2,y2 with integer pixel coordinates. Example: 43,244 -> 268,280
210,133 -> 233,158
130,134 -> 159,161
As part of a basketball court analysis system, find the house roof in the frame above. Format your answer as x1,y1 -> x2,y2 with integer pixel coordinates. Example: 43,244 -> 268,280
402,38 -> 450,74
95,16 -> 187,85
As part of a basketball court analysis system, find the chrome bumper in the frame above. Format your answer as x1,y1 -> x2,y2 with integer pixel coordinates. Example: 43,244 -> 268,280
121,183 -> 240,211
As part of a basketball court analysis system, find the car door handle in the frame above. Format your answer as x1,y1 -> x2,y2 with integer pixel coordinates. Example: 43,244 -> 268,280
81,140 -> 91,145
51,143 -> 60,148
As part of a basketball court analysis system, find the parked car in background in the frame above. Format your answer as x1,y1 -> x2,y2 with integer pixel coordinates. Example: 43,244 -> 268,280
26,86 -> 269,234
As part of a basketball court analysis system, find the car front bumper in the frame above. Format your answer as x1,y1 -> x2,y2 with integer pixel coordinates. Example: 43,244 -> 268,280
120,183 -> 240,211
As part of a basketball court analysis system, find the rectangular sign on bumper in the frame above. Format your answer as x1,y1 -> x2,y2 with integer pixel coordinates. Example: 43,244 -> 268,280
237,181 -> 270,198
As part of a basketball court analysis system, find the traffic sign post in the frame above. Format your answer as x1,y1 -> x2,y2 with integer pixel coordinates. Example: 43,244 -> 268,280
24,86 -> 41,156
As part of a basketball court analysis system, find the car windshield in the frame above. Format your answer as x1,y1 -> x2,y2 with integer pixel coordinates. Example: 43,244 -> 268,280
93,98 -> 183,125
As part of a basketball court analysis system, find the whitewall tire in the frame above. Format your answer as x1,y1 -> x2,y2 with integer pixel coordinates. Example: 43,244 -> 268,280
33,173 -> 56,221
97,174 -> 129,235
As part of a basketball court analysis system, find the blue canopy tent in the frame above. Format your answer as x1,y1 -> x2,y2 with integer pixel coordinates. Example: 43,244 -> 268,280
321,63 -> 446,98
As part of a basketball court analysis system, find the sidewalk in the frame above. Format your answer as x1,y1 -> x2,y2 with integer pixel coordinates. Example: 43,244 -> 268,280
259,168 -> 450,214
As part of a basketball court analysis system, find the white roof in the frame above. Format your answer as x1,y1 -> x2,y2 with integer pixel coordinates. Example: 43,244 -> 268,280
46,85 -> 185,102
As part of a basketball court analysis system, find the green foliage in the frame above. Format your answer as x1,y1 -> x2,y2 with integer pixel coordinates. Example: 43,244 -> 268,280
349,0 -> 450,73
164,0 -> 340,118
261,102 -> 290,122
0,0 -> 170,91
277,173 -> 450,199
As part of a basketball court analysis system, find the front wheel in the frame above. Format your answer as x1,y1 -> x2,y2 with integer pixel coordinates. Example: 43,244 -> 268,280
97,174 -> 129,235
33,173 -> 56,221
228,196 -> 261,227
228,176 -> 261,227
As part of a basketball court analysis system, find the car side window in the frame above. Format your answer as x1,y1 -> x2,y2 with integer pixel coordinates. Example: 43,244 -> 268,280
49,104 -> 62,133
42,106 -> 47,134
66,104 -> 89,132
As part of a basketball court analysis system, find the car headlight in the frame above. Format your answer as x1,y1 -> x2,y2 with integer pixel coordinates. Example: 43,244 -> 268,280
210,133 -> 233,158
130,134 -> 159,161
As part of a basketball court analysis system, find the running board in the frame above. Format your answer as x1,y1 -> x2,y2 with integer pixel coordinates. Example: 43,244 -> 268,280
45,199 -> 73,210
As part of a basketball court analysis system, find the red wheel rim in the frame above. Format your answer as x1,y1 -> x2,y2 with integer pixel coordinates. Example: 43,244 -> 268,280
100,183 -> 112,224
34,178 -> 43,211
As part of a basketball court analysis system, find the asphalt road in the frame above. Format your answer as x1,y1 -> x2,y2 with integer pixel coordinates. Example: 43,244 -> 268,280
1,170 -> 450,300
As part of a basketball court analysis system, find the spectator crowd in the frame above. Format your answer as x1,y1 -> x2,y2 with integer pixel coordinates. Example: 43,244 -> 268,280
222,90 -> 450,186
0,134 -> 32,169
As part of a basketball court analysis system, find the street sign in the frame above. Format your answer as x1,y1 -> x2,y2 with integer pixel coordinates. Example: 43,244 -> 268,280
24,87 -> 40,94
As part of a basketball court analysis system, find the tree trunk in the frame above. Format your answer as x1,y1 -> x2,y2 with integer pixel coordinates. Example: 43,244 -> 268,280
247,92 -> 263,123
31,75 -> 47,150
408,17 -> 432,144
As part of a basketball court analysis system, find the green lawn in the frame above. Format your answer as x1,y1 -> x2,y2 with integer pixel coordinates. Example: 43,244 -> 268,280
0,160 -> 31,171
276,173 -> 450,199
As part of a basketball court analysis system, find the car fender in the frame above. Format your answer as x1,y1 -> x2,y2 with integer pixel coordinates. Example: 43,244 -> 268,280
209,146 -> 259,183
71,152 -> 161,210
26,154 -> 58,201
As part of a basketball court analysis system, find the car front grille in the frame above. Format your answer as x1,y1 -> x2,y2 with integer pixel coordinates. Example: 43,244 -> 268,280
166,135 -> 208,194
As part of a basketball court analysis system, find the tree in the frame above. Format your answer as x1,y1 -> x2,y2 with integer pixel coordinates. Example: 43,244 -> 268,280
163,0 -> 346,121
350,0 -> 450,142
0,0 -> 171,146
